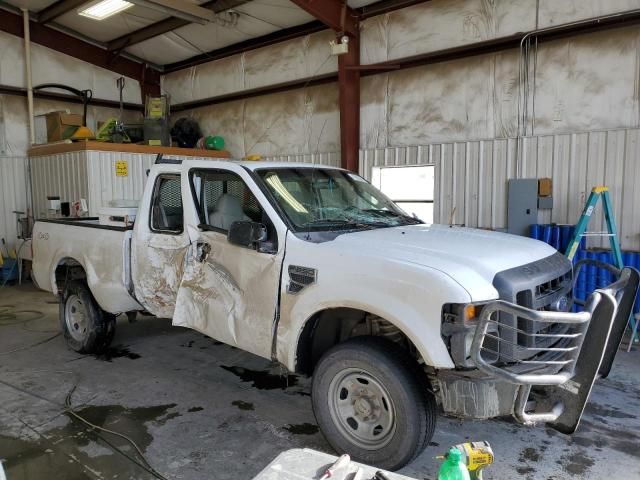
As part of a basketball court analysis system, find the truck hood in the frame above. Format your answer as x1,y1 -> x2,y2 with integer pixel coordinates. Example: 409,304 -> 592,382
332,224 -> 559,301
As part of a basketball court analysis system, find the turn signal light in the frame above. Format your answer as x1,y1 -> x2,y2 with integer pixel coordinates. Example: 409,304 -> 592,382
464,305 -> 477,321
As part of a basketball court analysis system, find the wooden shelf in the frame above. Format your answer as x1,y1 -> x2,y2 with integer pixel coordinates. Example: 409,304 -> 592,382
28,140 -> 231,159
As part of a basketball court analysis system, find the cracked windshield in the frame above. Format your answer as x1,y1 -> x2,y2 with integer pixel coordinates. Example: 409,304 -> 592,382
257,168 -> 423,231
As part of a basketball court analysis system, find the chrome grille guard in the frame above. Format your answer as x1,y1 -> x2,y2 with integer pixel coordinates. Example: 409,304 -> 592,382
470,299 -> 592,385
470,267 -> 639,430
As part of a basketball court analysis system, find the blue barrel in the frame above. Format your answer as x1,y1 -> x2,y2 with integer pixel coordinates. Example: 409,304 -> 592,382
604,251 -> 614,285
542,225 -> 552,245
530,224 -> 541,240
559,225 -> 572,253
551,226 -> 561,250
596,251 -> 609,288
576,250 -> 588,287
585,251 -> 597,295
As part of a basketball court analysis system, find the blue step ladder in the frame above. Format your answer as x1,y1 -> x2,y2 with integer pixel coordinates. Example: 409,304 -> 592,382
565,186 -> 639,348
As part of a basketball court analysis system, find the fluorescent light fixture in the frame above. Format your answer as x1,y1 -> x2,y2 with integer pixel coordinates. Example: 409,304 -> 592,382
79,0 -> 133,21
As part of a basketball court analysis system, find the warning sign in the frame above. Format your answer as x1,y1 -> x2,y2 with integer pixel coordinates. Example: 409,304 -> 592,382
115,160 -> 128,177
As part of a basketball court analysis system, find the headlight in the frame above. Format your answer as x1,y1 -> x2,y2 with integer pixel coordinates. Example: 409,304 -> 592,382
443,302 -> 486,326
442,302 -> 492,368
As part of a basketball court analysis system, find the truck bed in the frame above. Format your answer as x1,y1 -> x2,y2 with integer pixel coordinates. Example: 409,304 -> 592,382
32,219 -> 141,314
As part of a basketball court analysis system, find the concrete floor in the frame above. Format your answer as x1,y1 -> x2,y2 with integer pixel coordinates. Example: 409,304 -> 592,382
1,284 -> 639,480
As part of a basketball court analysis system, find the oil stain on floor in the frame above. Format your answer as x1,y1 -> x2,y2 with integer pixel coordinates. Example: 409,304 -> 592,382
231,400 -> 255,411
283,423 -> 319,435
1,403 -> 179,480
93,345 -> 141,362
221,365 -> 298,390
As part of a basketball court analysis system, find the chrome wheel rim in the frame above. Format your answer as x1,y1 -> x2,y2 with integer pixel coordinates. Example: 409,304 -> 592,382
328,368 -> 396,450
65,295 -> 88,342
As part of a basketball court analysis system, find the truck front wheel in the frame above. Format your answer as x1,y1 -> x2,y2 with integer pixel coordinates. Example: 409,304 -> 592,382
311,336 -> 436,471
61,281 -> 115,353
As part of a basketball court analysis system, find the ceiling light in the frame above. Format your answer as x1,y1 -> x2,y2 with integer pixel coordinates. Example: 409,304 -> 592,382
79,0 -> 133,21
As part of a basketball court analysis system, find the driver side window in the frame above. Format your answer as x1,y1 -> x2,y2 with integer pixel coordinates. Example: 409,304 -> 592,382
192,170 -> 264,232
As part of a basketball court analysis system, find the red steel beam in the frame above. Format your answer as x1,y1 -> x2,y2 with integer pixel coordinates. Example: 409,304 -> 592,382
338,28 -> 360,172
289,0 -> 358,38
0,9 -> 160,102
37,0 -> 88,24
107,0 -> 250,52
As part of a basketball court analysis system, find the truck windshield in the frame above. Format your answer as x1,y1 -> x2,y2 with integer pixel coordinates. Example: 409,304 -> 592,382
255,167 -> 423,231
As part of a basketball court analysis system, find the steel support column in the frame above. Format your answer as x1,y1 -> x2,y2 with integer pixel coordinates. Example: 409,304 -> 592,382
338,30 -> 360,172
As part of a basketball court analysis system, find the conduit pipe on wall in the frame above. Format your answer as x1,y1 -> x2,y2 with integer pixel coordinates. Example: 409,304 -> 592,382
515,8 -> 640,177
22,8 -> 35,146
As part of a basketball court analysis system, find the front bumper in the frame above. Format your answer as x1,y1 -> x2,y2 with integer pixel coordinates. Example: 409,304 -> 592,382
439,267 -> 638,433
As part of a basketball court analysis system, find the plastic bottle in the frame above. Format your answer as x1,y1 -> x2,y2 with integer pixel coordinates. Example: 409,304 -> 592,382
438,448 -> 471,480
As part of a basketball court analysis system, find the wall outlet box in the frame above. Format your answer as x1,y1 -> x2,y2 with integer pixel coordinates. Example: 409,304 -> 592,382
330,41 -> 349,55
538,196 -> 554,209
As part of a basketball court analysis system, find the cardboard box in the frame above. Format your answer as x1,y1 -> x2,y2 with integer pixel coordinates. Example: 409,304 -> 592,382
538,177 -> 553,197
45,111 -> 83,142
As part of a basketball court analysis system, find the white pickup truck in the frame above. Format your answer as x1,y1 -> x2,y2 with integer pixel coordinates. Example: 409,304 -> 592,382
32,159 -> 638,470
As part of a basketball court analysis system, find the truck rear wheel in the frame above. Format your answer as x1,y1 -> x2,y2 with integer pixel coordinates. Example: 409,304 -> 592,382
61,281 -> 115,353
311,336 -> 436,471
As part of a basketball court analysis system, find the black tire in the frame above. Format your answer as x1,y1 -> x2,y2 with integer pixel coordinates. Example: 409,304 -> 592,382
311,336 -> 436,471
60,281 -> 116,353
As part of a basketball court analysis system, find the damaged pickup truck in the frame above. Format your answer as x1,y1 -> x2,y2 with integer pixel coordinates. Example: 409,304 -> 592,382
32,159 -> 639,470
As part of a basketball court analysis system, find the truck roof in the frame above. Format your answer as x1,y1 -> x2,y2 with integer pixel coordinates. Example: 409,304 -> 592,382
160,158 -> 345,171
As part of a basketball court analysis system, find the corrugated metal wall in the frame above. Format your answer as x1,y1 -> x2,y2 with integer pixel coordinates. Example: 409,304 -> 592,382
30,153 -> 89,219
261,151 -> 340,167
272,127 -> 639,251
359,128 -> 640,251
359,139 -> 518,231
0,156 -> 28,251
30,150 -> 230,218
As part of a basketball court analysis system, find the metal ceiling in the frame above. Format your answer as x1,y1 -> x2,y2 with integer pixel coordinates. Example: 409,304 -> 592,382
1,0 -> 392,70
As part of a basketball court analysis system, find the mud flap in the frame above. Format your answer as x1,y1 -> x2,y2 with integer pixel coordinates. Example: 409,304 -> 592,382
540,290 -> 617,434
598,268 -> 640,378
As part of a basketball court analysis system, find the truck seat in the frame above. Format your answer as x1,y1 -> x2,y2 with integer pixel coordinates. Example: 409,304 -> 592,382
209,194 -> 250,230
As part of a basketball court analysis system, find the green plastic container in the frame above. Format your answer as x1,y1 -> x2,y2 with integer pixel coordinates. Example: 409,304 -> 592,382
438,448 -> 471,480
204,135 -> 225,150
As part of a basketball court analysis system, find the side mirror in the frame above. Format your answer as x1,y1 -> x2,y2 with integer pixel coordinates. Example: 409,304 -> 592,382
227,221 -> 267,248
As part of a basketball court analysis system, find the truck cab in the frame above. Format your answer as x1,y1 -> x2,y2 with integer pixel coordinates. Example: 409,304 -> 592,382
32,159 -> 639,471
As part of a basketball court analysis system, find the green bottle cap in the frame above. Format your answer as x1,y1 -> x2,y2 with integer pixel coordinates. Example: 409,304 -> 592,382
448,448 -> 462,463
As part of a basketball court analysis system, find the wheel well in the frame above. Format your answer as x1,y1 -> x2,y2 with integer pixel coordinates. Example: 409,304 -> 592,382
54,258 -> 86,295
294,308 -> 424,376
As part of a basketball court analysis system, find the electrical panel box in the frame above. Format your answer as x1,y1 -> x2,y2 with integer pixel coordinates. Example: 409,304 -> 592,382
507,179 -> 539,236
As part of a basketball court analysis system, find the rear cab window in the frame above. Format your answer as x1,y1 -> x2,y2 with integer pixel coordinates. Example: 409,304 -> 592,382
150,175 -> 183,234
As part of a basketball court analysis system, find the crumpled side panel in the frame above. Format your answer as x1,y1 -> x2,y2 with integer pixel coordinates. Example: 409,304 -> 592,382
172,233 -> 282,359
133,239 -> 188,319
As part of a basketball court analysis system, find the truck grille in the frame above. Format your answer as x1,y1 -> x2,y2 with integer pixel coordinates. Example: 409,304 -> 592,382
492,253 -> 575,366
